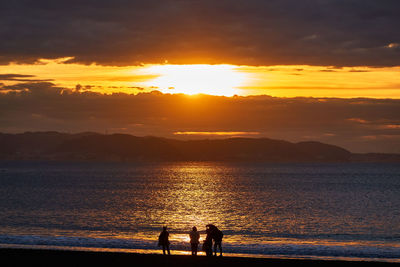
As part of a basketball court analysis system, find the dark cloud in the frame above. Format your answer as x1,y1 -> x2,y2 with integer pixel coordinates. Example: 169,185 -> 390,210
0,74 -> 35,79
0,73 -> 53,82
1,81 -> 63,94
1,81 -> 400,153
348,70 -> 371,72
319,70 -> 338,72
0,0 -> 399,66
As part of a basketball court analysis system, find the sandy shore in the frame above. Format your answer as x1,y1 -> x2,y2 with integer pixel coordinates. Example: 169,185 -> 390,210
1,248 -> 398,267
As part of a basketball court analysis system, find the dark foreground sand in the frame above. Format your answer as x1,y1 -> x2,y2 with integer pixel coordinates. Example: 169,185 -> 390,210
1,248 -> 398,267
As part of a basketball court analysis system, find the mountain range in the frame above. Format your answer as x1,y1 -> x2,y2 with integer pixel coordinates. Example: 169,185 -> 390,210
0,132 -> 399,162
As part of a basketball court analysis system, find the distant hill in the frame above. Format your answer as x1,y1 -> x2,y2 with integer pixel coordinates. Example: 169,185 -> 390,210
0,132 -> 398,162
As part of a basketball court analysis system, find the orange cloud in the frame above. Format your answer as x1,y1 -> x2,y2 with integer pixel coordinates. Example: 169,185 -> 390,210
347,118 -> 369,124
174,131 -> 260,136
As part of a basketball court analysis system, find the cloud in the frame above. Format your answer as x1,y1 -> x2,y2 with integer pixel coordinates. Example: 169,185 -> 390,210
0,74 -> 35,80
1,81 -> 400,153
174,131 -> 260,137
347,118 -> 369,124
0,73 -> 53,82
1,81 -> 64,94
0,0 -> 399,66
385,43 -> 400,49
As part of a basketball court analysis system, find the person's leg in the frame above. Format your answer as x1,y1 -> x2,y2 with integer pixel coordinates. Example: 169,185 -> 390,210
162,245 -> 166,255
166,244 -> 170,255
193,243 -> 198,255
213,242 -> 217,256
218,242 -> 222,256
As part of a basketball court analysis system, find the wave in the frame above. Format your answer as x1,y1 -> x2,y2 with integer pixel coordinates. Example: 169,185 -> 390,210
1,234 -> 400,261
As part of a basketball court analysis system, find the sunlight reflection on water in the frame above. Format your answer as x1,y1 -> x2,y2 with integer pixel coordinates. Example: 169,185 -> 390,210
145,163 -> 233,239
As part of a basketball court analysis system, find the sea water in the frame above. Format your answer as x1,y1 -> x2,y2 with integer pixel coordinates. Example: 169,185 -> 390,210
0,161 -> 399,262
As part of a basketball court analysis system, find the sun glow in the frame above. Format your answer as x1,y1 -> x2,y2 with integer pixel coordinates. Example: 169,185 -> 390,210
144,64 -> 246,96
2,58 -> 400,98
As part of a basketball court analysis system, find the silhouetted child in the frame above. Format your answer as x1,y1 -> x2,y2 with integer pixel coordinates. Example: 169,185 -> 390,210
189,226 -> 200,255
202,228 -> 213,256
158,226 -> 170,255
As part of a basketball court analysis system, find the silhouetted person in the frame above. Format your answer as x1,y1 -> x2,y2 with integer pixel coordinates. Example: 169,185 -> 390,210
206,224 -> 223,256
189,226 -> 200,255
202,228 -> 213,256
158,226 -> 170,255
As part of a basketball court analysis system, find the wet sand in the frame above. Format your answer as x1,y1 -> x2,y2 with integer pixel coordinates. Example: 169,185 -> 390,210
1,248 -> 399,267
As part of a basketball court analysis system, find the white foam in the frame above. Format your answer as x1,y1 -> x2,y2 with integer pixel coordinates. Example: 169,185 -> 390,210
1,234 -> 400,262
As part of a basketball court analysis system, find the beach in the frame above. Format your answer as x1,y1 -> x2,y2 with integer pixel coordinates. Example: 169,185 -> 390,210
2,248 -> 400,267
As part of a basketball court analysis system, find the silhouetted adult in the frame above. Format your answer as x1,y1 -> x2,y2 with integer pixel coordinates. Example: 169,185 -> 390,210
189,226 -> 200,255
202,227 -> 213,256
158,226 -> 170,255
206,224 -> 223,256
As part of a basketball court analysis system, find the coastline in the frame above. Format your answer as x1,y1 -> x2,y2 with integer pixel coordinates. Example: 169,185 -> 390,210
1,247 -> 399,267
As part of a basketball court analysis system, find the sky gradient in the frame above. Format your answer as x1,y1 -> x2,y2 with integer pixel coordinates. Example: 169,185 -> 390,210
1,0 -> 400,153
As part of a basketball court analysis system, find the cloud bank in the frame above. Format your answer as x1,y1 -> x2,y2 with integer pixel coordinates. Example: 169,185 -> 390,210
1,81 -> 400,153
1,0 -> 400,66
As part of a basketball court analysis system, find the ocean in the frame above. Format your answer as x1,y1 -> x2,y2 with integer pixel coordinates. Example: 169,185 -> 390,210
0,161 -> 399,262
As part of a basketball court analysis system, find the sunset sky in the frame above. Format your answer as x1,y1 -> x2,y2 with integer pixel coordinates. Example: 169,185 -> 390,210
1,1 -> 400,153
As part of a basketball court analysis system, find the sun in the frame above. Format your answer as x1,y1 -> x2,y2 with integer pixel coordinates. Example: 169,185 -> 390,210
143,64 -> 246,96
